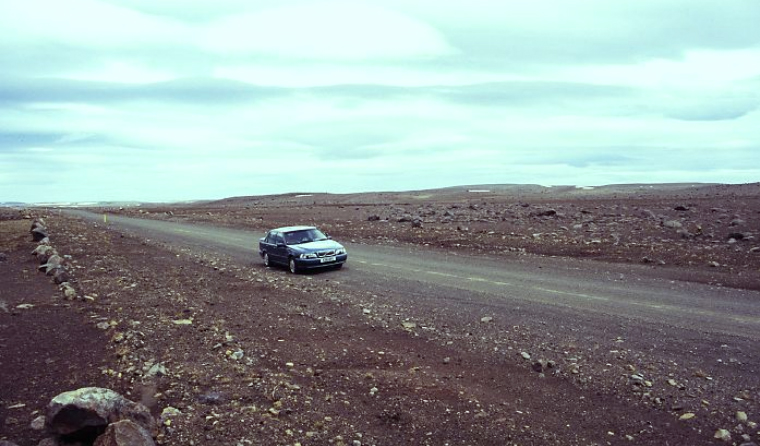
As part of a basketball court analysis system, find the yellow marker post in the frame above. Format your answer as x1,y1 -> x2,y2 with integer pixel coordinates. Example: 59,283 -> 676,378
104,213 -> 108,224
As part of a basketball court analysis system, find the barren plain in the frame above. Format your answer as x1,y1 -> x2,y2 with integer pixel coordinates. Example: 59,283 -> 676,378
1,183 -> 759,445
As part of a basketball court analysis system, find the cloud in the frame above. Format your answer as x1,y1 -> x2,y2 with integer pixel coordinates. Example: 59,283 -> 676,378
1,0 -> 760,202
0,0 -> 189,48
200,1 -> 456,60
389,0 -> 760,66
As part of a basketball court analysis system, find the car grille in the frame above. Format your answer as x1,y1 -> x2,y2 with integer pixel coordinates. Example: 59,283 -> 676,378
316,250 -> 336,257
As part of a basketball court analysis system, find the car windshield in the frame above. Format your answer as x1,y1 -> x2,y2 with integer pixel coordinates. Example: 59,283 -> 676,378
284,229 -> 328,245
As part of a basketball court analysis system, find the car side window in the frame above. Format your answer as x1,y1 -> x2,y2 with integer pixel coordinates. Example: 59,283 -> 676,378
264,232 -> 273,244
275,234 -> 285,245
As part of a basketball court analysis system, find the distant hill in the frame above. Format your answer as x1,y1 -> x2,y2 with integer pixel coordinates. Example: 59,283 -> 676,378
201,182 -> 759,207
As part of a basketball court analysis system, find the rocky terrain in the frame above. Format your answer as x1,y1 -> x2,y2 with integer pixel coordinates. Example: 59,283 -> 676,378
118,183 -> 760,290
1,183 -> 759,445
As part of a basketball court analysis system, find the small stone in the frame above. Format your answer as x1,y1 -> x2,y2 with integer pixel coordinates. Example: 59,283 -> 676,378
737,411 -> 748,423
679,413 -> 695,420
15,304 -> 34,310
480,316 -> 493,323
171,319 -> 193,325
667,379 -> 678,387
401,322 -> 417,329
159,406 -> 181,426
61,283 -> 77,300
145,363 -> 167,378
520,352 -> 531,360
30,415 -> 46,430
663,220 -> 683,229
714,429 -> 731,442
442,357 -> 451,364
362,308 -> 371,314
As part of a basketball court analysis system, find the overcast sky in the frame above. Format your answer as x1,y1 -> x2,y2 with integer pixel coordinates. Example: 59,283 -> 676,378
1,0 -> 759,203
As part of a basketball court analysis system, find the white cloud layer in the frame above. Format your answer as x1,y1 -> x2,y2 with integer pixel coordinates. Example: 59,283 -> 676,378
0,0 -> 759,203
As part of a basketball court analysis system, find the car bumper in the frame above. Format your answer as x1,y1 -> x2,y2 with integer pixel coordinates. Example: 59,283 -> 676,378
295,254 -> 348,269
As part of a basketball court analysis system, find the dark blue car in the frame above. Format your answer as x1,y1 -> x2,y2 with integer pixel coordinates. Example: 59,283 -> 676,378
259,226 -> 347,274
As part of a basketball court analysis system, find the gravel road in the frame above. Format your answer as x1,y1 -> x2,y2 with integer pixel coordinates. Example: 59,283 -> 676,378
67,210 -> 760,341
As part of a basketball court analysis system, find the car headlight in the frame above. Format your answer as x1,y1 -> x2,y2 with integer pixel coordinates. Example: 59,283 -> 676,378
300,253 -> 317,259
336,248 -> 346,255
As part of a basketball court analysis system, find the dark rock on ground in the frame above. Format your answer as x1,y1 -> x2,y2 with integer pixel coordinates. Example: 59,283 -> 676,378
93,420 -> 156,446
46,387 -> 156,438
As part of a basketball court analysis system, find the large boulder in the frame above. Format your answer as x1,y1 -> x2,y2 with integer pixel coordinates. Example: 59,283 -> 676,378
46,387 -> 156,437
93,420 -> 156,446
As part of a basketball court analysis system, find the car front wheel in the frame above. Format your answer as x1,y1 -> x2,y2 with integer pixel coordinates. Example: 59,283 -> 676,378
263,252 -> 271,267
289,258 -> 299,274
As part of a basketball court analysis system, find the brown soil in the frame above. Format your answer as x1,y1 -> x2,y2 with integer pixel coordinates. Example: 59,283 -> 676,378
1,183 -> 759,445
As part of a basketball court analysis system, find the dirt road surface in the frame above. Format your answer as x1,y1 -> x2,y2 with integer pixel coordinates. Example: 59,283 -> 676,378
69,211 -> 760,341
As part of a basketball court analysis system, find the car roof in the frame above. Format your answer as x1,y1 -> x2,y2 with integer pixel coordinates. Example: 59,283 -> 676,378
271,226 -> 317,233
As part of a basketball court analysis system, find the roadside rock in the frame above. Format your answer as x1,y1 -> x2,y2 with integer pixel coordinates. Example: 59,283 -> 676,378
46,387 -> 156,437
60,282 -> 77,300
39,254 -> 64,274
31,226 -> 49,242
93,420 -> 156,446
32,245 -> 57,264
52,268 -> 72,284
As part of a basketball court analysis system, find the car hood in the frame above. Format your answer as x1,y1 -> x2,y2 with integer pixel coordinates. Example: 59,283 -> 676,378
290,240 -> 344,252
